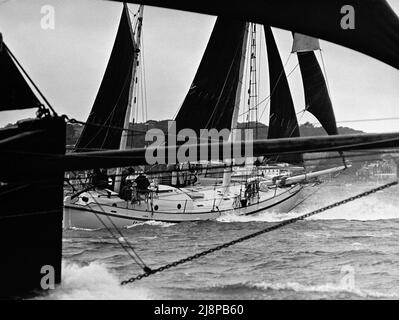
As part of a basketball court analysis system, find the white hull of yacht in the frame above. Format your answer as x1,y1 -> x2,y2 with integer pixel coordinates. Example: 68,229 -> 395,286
63,183 -> 302,229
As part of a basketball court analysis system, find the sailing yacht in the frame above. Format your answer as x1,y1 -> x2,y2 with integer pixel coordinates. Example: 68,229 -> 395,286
64,4 -> 345,229
1,0 -> 399,298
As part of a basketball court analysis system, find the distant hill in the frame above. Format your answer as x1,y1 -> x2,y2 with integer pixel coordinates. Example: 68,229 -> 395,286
65,120 -> 363,149
2,118 -> 362,150
64,121 -> 368,170
2,119 -> 391,173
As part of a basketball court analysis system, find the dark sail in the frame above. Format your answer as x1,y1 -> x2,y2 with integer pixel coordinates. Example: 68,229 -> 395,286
174,17 -> 247,135
126,0 -> 399,70
297,51 -> 338,135
0,42 -> 41,111
75,5 -> 136,152
264,26 -> 302,164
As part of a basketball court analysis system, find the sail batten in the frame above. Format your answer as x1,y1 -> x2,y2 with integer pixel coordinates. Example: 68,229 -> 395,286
174,17 -> 247,135
75,5 -> 137,152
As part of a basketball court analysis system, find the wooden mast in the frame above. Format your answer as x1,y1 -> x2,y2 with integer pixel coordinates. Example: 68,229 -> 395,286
222,22 -> 250,190
114,4 -> 144,193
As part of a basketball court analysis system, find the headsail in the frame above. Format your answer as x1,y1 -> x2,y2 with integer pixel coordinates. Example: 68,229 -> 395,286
292,33 -> 338,136
174,17 -> 247,135
264,26 -> 302,164
75,4 -> 137,152
0,38 -> 41,111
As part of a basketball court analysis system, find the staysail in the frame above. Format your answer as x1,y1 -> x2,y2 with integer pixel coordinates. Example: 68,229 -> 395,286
264,26 -> 302,164
174,17 -> 247,135
292,33 -> 338,136
75,4 -> 137,152
0,38 -> 41,111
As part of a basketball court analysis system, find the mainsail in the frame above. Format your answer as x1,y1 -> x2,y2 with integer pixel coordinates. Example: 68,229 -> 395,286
174,17 -> 247,135
264,26 -> 302,164
292,33 -> 338,136
0,39 -> 41,111
75,4 -> 137,152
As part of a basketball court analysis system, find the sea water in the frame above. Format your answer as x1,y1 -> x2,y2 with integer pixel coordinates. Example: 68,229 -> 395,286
40,174 -> 399,300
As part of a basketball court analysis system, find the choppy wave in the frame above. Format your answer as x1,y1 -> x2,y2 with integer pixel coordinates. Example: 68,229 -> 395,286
303,201 -> 399,221
250,281 -> 399,299
126,220 -> 176,228
139,236 -> 158,240
217,211 -> 303,223
143,220 -> 176,227
57,178 -> 399,300
42,262 -> 150,300
68,226 -> 100,232
206,279 -> 399,299
217,192 -> 399,223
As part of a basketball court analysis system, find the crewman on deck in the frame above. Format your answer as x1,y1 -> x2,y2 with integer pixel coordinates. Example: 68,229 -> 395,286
120,180 -> 132,201
135,173 -> 151,201
135,173 -> 150,192
92,168 -> 108,189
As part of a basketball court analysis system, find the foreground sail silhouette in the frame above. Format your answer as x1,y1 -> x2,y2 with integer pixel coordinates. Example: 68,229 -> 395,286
0,39 -> 64,297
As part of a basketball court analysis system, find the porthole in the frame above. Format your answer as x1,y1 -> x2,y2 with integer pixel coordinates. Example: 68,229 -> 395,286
177,204 -> 182,209
154,205 -> 159,211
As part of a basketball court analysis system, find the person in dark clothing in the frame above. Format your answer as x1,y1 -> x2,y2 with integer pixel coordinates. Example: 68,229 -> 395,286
134,173 -> 150,193
253,158 -> 262,166
134,173 -> 150,202
120,180 -> 132,201
92,168 -> 108,189
119,167 -> 136,197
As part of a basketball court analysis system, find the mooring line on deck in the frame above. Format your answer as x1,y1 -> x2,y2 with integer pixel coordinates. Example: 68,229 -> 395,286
120,180 -> 398,285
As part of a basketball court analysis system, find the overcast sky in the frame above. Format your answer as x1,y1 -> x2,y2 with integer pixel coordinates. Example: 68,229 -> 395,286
0,0 -> 399,133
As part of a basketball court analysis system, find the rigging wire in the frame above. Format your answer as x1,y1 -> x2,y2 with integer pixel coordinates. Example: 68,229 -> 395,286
139,43 -> 146,123
336,117 -> 399,124
90,196 -> 149,271
201,29 -> 246,132
72,175 -> 150,273
0,208 -> 61,220
257,53 -> 293,122
319,49 -> 332,101
140,29 -> 149,122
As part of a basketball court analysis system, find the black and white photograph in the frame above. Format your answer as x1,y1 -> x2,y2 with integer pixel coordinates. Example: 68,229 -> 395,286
1,0 -> 399,305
